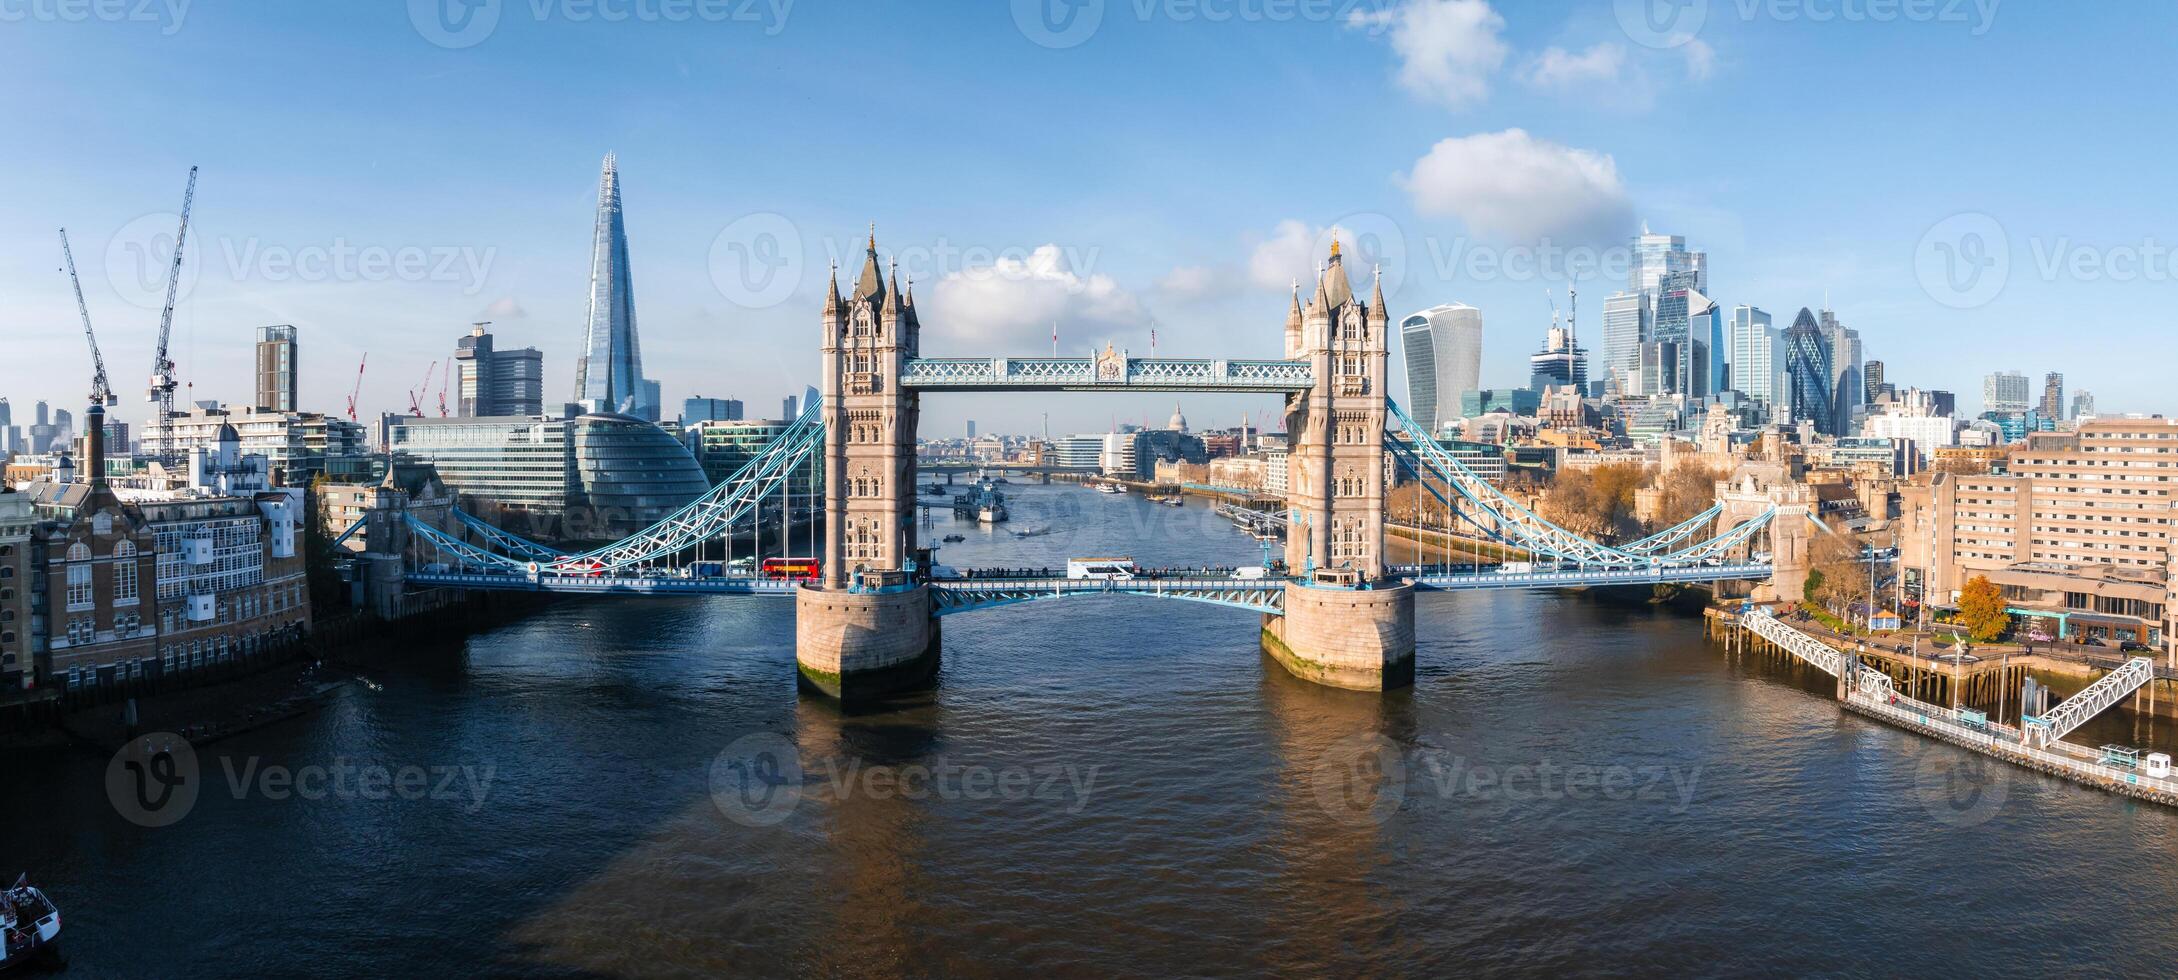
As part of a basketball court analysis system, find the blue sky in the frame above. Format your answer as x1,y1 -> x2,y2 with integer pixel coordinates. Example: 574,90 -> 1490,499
3,0 -> 2173,436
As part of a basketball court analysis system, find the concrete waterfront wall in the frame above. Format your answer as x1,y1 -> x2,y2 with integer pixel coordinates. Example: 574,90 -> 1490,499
795,585 -> 939,700
1261,582 -> 1415,691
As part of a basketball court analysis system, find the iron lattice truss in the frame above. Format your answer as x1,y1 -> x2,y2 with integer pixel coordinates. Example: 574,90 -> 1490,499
1620,503 -> 1723,555
929,577 -> 1286,615
2027,656 -> 2154,744
1740,606 -> 1896,696
1403,562 -> 1777,590
901,357 -> 1314,392
1384,398 -> 1789,570
406,397 -> 826,575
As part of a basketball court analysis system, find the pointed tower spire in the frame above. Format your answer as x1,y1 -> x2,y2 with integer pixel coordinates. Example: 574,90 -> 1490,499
853,223 -> 887,305
578,152 -> 643,413
882,256 -> 902,315
1368,264 -> 1386,322
823,258 -> 842,313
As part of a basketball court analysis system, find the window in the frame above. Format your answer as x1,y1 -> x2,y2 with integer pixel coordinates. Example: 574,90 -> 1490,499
66,563 -> 93,611
113,541 -> 138,605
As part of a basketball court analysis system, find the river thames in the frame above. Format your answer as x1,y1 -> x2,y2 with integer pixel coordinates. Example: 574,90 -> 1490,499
9,484 -> 2178,976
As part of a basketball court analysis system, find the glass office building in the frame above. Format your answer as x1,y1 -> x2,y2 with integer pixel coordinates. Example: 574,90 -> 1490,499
389,412 -> 707,539
1400,304 -> 1482,429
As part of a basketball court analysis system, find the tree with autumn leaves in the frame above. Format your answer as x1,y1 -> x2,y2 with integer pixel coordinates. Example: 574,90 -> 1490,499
1957,574 -> 2011,643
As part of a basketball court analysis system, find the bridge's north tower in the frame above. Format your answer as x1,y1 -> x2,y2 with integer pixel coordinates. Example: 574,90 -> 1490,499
1262,241 -> 1416,690
796,235 -> 939,699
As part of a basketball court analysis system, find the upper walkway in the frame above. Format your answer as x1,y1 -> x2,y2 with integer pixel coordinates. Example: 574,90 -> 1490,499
900,357 -> 1313,392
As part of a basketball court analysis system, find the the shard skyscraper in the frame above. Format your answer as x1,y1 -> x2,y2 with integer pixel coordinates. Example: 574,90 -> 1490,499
575,153 -> 648,417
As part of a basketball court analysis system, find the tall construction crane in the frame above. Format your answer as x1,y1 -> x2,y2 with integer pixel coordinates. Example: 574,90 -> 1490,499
345,353 -> 368,422
147,166 -> 199,422
58,229 -> 117,408
436,365 -> 450,417
408,360 -> 437,416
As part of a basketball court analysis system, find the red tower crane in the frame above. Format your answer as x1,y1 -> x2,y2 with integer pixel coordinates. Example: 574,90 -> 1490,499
409,360 -> 437,417
345,353 -> 367,422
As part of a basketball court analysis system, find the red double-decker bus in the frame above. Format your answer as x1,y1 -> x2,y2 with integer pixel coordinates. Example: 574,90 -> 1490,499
760,557 -> 821,582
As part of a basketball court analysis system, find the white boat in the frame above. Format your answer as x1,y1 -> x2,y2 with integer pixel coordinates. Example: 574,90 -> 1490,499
978,500 -> 1008,523
1094,482 -> 1124,495
0,876 -> 61,972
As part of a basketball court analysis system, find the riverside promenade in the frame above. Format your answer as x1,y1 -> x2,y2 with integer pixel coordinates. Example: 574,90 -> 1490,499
1719,604 -> 2178,808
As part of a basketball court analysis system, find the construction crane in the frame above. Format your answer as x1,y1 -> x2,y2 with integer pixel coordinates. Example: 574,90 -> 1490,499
58,229 -> 117,408
408,360 -> 437,417
345,353 -> 368,422
436,363 -> 450,417
147,165 -> 199,421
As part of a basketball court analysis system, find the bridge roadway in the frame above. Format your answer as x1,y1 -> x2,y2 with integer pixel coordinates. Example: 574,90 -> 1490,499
405,561 -> 1775,612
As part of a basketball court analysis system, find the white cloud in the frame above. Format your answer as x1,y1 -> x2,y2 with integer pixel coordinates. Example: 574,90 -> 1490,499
481,295 -> 527,319
925,244 -> 1146,349
1348,0 -> 1508,111
1247,220 -> 1323,292
1521,42 -> 1627,90
1682,38 -> 1716,80
1400,129 -> 1635,244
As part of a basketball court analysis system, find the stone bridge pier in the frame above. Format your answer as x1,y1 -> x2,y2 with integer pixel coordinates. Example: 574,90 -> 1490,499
795,237 -> 940,700
1257,240 -> 1415,691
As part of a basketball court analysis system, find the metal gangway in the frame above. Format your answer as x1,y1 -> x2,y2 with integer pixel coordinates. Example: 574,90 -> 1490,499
2025,656 -> 2155,746
1740,605 -> 1896,699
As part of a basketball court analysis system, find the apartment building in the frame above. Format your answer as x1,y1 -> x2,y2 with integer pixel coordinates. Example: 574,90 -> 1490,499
1900,417 -> 2178,656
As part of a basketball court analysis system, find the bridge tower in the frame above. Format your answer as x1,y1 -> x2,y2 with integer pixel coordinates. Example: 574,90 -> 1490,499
1261,240 -> 1416,691
1719,475 -> 1817,603
796,233 -> 939,699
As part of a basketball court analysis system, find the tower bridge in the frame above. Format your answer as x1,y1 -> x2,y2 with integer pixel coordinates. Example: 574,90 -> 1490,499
379,234 -> 1818,701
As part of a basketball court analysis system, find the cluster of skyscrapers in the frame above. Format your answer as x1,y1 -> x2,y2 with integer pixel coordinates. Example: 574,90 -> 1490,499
1592,228 -> 1870,436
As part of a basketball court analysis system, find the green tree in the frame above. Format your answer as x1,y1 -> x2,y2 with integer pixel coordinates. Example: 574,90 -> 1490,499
1958,574 -> 2010,643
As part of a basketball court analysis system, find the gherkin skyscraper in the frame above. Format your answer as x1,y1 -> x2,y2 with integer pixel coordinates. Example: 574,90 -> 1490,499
574,153 -> 646,415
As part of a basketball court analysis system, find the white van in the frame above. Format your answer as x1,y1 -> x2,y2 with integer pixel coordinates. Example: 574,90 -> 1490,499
1233,566 -> 1269,580
1067,558 -> 1137,581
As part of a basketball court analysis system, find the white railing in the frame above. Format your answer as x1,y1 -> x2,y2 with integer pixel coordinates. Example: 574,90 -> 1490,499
2027,656 -> 2155,745
1740,606 -> 1895,697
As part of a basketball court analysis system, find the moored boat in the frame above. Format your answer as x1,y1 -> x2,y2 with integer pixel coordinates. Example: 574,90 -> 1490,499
0,876 -> 61,972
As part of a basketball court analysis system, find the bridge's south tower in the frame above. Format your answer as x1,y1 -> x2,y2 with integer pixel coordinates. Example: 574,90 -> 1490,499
1263,240 -> 1415,690
796,235 -> 938,699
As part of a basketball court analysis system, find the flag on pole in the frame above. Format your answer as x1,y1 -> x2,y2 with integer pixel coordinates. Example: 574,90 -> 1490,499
1052,321 -> 1059,356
